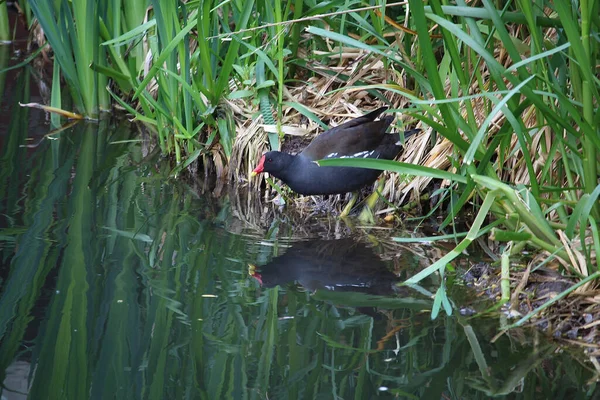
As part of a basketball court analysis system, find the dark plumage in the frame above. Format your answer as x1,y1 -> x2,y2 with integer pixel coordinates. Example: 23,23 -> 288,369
251,107 -> 418,195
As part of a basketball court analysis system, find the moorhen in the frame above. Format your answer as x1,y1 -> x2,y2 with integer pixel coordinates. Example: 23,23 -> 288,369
251,107 -> 418,195
248,238 -> 429,316
250,238 -> 399,292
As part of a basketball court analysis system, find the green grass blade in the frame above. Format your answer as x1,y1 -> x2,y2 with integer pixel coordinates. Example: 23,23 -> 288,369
317,158 -> 467,184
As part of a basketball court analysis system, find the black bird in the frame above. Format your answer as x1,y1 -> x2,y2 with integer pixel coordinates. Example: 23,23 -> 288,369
251,107 -> 418,195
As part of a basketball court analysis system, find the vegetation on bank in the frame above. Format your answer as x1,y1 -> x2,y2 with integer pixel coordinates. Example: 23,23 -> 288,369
2,0 -> 599,320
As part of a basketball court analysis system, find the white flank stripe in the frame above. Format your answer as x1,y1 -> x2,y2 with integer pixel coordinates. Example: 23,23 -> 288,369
339,150 -> 376,159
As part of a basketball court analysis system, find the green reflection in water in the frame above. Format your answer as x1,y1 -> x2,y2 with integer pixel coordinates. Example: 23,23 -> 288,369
0,87 -> 598,399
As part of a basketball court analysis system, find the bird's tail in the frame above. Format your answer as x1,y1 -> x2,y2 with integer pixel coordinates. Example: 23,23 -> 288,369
392,128 -> 420,146
403,129 -> 420,140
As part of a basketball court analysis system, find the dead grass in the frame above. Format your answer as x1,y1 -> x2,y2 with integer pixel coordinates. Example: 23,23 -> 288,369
466,256 -> 600,376
226,45 -> 436,215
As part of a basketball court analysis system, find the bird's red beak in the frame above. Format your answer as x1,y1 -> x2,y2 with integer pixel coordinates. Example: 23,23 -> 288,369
248,264 -> 263,285
250,155 -> 266,177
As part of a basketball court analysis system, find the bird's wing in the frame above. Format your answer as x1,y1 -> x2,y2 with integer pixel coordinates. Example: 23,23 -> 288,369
301,108 -> 394,160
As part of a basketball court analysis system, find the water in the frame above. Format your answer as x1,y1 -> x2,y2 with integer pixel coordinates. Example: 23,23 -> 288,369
1,71 -> 598,399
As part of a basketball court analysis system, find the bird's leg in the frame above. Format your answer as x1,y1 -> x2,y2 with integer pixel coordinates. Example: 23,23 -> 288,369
340,192 -> 358,217
358,193 -> 376,223
358,178 -> 385,223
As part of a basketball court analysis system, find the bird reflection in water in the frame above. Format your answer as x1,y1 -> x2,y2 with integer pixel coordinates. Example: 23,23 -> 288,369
250,238 -> 408,297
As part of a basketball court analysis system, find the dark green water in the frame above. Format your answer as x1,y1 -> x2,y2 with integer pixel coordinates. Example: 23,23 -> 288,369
1,71 -> 598,400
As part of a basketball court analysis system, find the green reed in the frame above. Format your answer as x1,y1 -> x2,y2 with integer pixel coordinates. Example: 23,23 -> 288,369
320,0 -> 599,288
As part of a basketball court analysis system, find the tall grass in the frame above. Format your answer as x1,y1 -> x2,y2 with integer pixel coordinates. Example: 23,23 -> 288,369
318,0 -> 599,285
24,0 -> 281,164
27,0 -> 110,116
23,0 -> 402,164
